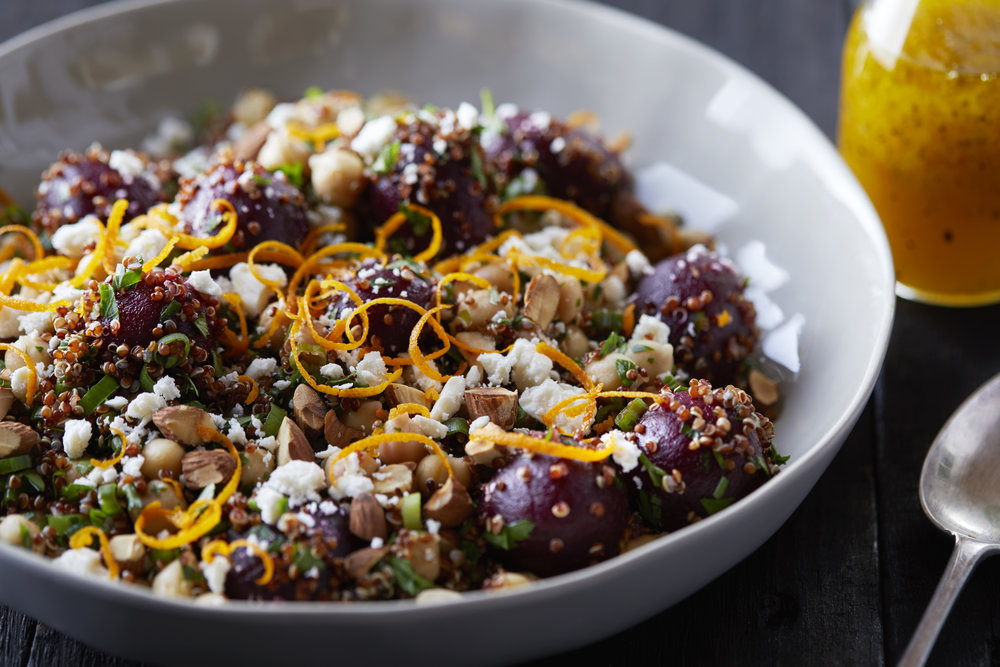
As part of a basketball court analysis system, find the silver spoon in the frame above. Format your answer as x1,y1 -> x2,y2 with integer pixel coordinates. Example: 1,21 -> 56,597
900,372 -> 1000,666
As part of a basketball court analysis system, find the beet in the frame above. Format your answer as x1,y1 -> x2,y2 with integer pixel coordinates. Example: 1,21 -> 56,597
483,110 -> 629,219
367,112 -> 494,256
633,246 -> 758,385
176,150 -> 309,252
624,379 -> 775,531
478,452 -> 629,577
225,504 -> 360,601
32,146 -> 165,236
329,259 -> 435,355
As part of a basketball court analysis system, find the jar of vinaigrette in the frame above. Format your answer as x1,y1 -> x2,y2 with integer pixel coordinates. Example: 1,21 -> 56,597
838,0 -> 1000,305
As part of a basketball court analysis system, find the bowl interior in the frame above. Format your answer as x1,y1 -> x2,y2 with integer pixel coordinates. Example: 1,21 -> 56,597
0,0 -> 894,663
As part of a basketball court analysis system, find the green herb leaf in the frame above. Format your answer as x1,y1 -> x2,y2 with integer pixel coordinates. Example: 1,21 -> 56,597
194,313 -> 210,337
638,453 -> 668,490
615,358 -> 637,387
388,556 -> 434,596
700,496 -> 735,515
400,203 -> 432,236
98,283 -> 119,321
275,162 -> 305,188
372,140 -> 401,174
112,265 -> 142,291
598,331 -> 627,358
292,544 -> 326,573
768,445 -> 790,466
304,85 -> 324,99
482,519 -> 534,551
80,374 -> 119,415
262,404 -> 286,437
161,300 -> 181,320
470,146 -> 487,189
0,455 -> 32,475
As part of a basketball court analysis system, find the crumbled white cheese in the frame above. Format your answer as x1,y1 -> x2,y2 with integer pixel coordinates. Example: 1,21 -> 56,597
477,352 -> 511,386
51,217 -> 102,258
109,150 -> 146,181
354,351 -> 388,387
246,357 -> 278,380
429,375 -> 465,422
469,416 -> 490,431
337,106 -> 366,136
465,365 -> 483,387
186,270 -> 222,297
425,518 -> 441,535
456,102 -> 479,130
52,548 -> 108,578
227,418 -> 248,446
229,262 -> 286,317
519,379 -> 586,431
320,363 -> 345,380
125,392 -> 167,420
0,307 -> 20,338
384,413 -> 448,440
370,537 -> 385,549
200,557 -> 231,594
625,249 -> 653,277
507,338 -> 553,391
255,460 -> 327,524
125,229 -> 169,265
103,396 -> 128,411
9,367 -> 31,402
631,314 -> 671,344
62,419 -> 92,458
17,310 -> 51,336
328,452 -> 375,500
351,115 -> 398,157
265,102 -> 300,129
256,435 -> 278,453
152,376 -> 180,402
603,430 -> 641,472
121,455 -> 145,478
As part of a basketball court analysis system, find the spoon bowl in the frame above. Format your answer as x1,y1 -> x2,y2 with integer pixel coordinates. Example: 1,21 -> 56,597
901,372 -> 1000,666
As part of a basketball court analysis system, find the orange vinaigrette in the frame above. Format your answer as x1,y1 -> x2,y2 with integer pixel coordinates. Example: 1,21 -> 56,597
838,0 -> 1000,305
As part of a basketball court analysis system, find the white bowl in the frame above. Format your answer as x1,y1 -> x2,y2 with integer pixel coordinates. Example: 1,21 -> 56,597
0,0 -> 894,664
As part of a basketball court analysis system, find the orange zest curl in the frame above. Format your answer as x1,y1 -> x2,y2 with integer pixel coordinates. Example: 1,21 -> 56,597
248,241 -> 302,288
0,344 -> 37,404
536,341 -> 595,391
329,432 -> 453,485
134,499 -> 223,550
171,246 -> 210,270
374,204 -> 443,262
408,304 -> 461,383
495,195 -> 637,255
285,242 -> 384,307
91,427 -> 128,469
505,246 -> 606,284
70,218 -> 107,288
289,317 -> 402,397
149,199 -> 238,250
202,539 -> 274,586
68,526 -> 120,580
196,425 -> 242,507
142,236 -> 179,272
0,224 -> 44,260
238,374 -> 259,404
469,422 -> 613,462
222,293 -> 249,358
0,294 -> 71,313
386,403 -> 431,421
102,199 -> 130,274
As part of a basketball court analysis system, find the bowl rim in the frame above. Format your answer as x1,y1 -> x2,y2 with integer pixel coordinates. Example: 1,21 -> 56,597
0,0 -> 895,619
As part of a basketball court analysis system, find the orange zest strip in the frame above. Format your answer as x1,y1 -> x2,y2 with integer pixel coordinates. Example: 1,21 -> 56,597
91,427 -> 128,469
68,526 -> 120,580
222,293 -> 249,358
374,204 -> 443,262
102,199 -> 130,274
287,121 -> 340,147
248,241 -> 302,288
495,195 -> 637,255
134,499 -> 222,550
0,294 -> 71,313
435,271 -> 493,323
289,318 -> 402,397
171,246 -> 212,270
142,236 -> 179,272
386,403 -> 431,421
329,432 -> 453,484
0,343 -> 37,404
253,306 -> 287,349
159,476 -> 186,500
469,422 -> 612,462
408,305 -> 460,383
0,258 -> 24,296
506,247 -> 606,283
149,199 -> 238,250
285,242 -> 383,307
301,223 -> 346,256
623,303 -> 636,337
201,539 -> 275,586
0,224 -> 44,260
70,218 -> 107,288
536,341 -> 595,391
238,374 -> 259,405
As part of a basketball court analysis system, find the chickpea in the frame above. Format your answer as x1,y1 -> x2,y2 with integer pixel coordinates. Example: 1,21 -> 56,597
555,275 -> 584,323
342,400 -> 382,433
152,560 -> 193,599
0,514 -> 39,547
140,438 -> 185,479
378,439 -> 428,465
308,148 -> 364,207
240,446 -> 275,486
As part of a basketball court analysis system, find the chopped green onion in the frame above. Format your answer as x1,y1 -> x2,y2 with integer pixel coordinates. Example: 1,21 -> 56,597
97,483 -> 122,516
21,471 -> 45,493
157,332 -> 191,357
261,404 -> 286,437
482,519 -> 534,551
401,492 -> 422,530
80,374 -> 119,415
122,483 -> 143,513
139,364 -> 155,392
47,514 -> 86,536
60,483 -> 93,502
0,455 -> 32,475
443,417 -> 469,437
615,397 -> 649,431
592,311 -> 624,335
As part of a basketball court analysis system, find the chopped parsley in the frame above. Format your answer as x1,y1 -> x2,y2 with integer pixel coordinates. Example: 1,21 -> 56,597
482,519 -> 534,551
615,358 -> 637,387
276,162 -> 305,188
598,331 -> 627,357
98,283 -> 118,321
768,445 -> 790,466
700,476 -> 734,515
194,313 -> 210,337
373,141 -> 401,174
638,453 -> 667,489
388,556 -> 434,596
111,264 -> 142,291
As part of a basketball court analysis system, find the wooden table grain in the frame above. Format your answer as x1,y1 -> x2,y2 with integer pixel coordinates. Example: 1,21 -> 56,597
2,1 -> 998,665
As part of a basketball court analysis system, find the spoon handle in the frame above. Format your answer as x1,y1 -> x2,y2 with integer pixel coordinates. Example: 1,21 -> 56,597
898,536 -> 997,667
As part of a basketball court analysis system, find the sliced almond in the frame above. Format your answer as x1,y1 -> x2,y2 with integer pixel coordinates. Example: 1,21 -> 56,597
465,438 -> 505,467
233,120 -> 271,162
405,532 -> 440,582
748,369 -> 780,406
344,546 -> 389,579
0,388 -> 14,421
423,478 -> 475,528
384,383 -> 431,409
523,274 -> 560,328
109,533 -> 146,567
292,384 -> 326,435
324,409 -> 363,448
277,416 -> 315,466
0,422 -> 39,458
349,493 -> 387,541
152,405 -> 215,447
371,463 -> 413,495
181,449 -> 236,490
464,387 -> 518,430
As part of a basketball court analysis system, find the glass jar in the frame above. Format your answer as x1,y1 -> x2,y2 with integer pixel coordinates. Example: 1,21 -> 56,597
838,0 -> 1000,306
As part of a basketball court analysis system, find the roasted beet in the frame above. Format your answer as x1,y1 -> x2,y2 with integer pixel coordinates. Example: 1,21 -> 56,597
483,109 -> 629,219
328,259 -> 435,355
478,452 -> 628,577
225,505 -> 360,601
624,379 -> 776,531
633,246 -> 758,385
367,112 -> 494,256
176,150 -> 309,252
33,145 -> 165,236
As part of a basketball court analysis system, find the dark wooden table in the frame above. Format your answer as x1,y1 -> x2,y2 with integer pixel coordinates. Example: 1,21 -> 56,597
3,1 -> 1000,665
